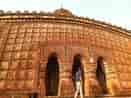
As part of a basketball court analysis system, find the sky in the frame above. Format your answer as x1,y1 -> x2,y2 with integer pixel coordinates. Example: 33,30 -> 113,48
0,0 -> 131,30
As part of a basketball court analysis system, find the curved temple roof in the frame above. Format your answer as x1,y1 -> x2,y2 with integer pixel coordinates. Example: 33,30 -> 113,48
0,8 -> 130,36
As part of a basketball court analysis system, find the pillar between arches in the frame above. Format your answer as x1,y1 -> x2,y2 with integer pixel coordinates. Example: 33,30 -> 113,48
39,61 -> 47,97
104,62 -> 121,95
58,61 -> 74,96
83,61 -> 100,96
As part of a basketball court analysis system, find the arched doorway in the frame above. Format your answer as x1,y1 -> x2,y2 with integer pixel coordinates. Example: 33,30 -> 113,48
96,57 -> 108,94
46,53 -> 59,96
29,93 -> 38,98
72,54 -> 84,94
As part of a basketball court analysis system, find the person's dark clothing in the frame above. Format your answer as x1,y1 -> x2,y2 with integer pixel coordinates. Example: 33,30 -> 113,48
75,68 -> 81,81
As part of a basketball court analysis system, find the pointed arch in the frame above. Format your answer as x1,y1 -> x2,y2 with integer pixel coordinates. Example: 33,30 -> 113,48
72,54 -> 82,76
96,56 -> 108,94
72,54 -> 84,93
45,52 -> 59,96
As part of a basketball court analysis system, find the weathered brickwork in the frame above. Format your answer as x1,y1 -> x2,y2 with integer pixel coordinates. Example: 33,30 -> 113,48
0,9 -> 131,98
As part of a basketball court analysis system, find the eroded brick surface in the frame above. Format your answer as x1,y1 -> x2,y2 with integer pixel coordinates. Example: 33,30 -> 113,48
0,9 -> 131,97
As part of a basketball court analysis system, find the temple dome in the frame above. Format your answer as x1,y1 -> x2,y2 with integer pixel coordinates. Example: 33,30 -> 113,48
54,8 -> 73,17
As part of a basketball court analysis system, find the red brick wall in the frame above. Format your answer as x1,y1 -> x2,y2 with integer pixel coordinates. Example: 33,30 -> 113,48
0,15 -> 131,97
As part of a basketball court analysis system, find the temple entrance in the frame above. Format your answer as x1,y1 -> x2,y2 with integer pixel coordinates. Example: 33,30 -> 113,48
29,93 -> 38,98
96,57 -> 108,94
72,54 -> 84,94
46,53 -> 59,96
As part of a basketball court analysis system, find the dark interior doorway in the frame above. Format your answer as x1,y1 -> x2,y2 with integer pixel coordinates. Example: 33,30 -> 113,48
46,53 -> 59,96
72,54 -> 84,93
96,57 -> 108,94
29,93 -> 38,98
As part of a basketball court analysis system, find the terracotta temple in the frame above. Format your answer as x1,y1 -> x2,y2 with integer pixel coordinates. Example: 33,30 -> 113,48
0,8 -> 131,98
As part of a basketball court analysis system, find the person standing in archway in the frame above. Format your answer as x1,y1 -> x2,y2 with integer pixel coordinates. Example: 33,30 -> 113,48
74,67 -> 84,98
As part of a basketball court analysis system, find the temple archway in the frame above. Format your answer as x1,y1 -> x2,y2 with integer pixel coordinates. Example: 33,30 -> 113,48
96,56 -> 108,94
72,54 -> 84,94
46,53 -> 59,96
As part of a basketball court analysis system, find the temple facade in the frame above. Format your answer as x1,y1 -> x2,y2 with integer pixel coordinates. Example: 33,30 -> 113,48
0,8 -> 131,98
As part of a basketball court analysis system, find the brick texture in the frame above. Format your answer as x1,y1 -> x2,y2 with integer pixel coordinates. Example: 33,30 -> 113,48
0,9 -> 131,98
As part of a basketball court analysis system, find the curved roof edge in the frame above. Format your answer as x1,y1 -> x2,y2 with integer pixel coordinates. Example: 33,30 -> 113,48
0,8 -> 130,37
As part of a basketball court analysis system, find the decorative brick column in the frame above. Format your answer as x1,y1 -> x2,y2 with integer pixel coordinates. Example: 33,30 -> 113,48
82,58 -> 100,96
104,62 -> 121,95
58,61 -> 75,96
39,61 -> 47,97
